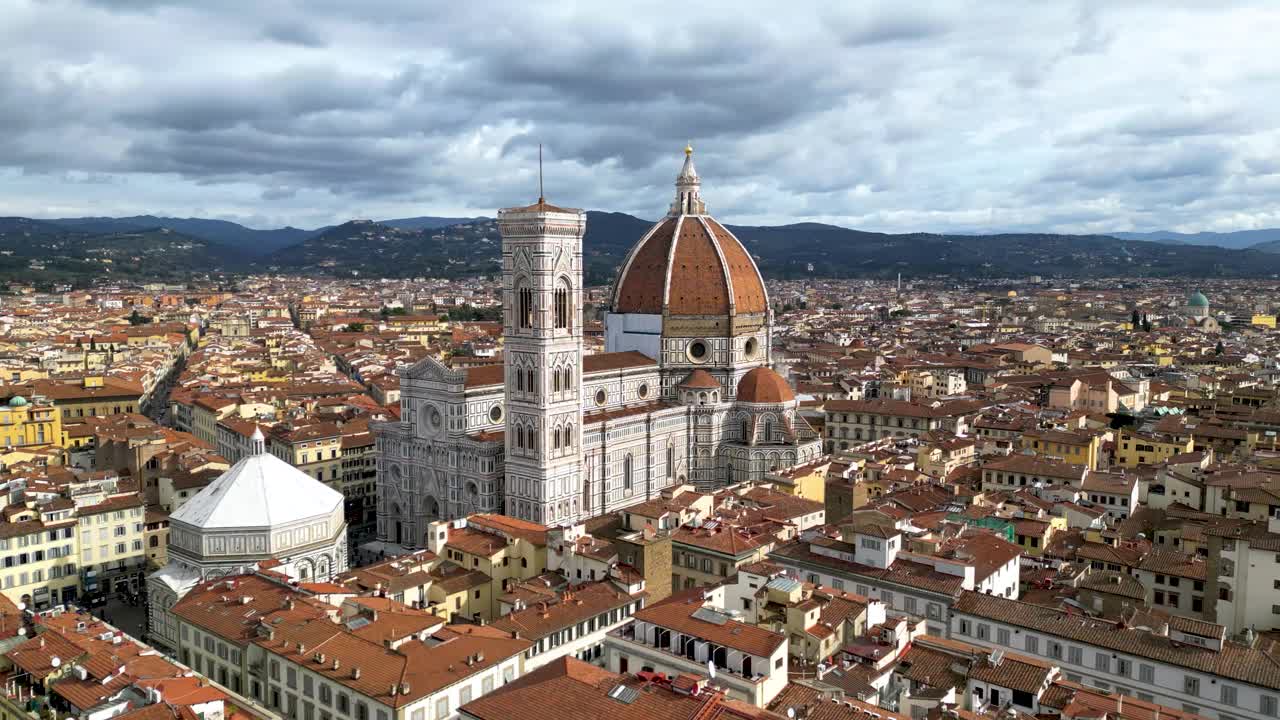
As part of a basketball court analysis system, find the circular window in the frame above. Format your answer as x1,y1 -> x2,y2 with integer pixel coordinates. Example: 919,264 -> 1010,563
637,383 -> 649,399
489,405 -> 503,423
595,388 -> 607,406
744,337 -> 758,359
429,407 -> 442,429
687,340 -> 709,363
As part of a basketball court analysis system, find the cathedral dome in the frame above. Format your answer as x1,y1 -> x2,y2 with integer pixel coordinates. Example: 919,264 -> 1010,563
736,366 -> 795,404
1187,290 -> 1209,308
612,148 -> 768,322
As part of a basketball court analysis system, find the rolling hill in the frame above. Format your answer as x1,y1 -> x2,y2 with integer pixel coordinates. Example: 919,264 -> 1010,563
48,216 -> 315,256
380,216 -> 491,231
0,217 -> 242,286
263,212 -> 1280,282
10,210 -> 1280,285
1113,229 -> 1280,250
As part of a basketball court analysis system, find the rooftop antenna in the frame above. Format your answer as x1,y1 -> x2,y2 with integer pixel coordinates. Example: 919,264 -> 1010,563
538,144 -> 544,202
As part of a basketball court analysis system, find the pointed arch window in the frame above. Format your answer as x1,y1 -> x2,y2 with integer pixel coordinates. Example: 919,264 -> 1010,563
667,446 -> 675,479
554,284 -> 570,329
623,454 -> 634,491
741,419 -> 750,442
518,286 -> 534,328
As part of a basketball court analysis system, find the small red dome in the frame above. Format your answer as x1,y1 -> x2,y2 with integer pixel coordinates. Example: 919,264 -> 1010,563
736,367 -> 795,404
679,369 -> 721,389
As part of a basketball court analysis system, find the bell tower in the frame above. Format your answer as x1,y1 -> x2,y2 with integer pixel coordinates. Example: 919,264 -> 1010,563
499,195 -> 586,525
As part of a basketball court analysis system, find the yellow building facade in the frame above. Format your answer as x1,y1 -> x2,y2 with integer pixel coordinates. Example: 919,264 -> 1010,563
0,396 -> 62,449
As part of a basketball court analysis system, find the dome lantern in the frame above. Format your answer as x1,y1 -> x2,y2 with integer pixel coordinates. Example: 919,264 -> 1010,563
671,143 -> 706,216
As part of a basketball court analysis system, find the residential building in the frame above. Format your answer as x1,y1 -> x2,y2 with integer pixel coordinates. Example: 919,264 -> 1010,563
490,577 -> 647,671
605,592 -> 789,706
951,590 -> 1280,720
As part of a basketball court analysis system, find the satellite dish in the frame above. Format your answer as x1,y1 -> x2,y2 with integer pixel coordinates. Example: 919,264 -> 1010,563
51,657 -> 61,668
17,628 -> 25,636
707,660 -> 716,679
788,709 -> 797,719
16,602 -> 25,611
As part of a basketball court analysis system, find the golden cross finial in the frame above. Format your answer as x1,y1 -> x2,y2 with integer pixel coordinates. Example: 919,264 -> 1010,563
684,141 -> 693,157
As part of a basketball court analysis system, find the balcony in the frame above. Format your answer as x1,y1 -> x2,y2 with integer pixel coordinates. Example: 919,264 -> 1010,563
607,624 -> 768,687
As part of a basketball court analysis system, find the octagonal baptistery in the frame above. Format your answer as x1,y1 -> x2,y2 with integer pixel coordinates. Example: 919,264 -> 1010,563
606,146 -> 772,399
165,431 -> 348,584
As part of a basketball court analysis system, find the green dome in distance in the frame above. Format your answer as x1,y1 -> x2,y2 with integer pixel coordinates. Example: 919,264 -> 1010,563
8,396 -> 28,407
1187,291 -> 1209,308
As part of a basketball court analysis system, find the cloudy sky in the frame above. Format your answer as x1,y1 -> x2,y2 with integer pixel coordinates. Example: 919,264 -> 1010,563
3,1 -> 1279,233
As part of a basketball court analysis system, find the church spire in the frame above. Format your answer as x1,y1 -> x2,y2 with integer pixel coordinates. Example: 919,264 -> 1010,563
671,143 -> 706,216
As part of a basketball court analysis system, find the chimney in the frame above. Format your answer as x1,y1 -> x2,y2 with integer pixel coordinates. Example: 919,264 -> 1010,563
352,667 -> 362,680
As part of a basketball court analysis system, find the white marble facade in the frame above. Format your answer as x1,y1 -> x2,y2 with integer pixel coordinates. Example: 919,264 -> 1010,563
373,151 -> 822,548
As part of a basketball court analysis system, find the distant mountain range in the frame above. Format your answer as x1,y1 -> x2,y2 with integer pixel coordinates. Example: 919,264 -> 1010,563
43,215 -> 484,256
260,213 -> 1280,283
6,212 -> 1280,288
0,217 -> 236,284
1111,229 -> 1280,251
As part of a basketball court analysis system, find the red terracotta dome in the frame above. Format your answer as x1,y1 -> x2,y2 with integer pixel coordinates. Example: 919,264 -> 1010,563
611,148 -> 768,320
678,369 -> 721,389
736,367 -> 795,404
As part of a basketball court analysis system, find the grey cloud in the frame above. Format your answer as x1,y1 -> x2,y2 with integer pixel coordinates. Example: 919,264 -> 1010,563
262,22 -> 326,48
1,1 -> 1279,235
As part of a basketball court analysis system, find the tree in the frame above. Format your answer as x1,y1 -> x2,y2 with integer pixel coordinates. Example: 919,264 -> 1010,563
1215,339 -> 1225,356
128,309 -> 150,325
1141,313 -> 1152,333
342,323 -> 366,333
1131,309 -> 1140,329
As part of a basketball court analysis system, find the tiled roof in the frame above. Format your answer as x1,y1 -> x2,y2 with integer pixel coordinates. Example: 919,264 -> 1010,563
256,619 -> 530,707
768,682 -> 909,720
464,364 -> 504,388
461,656 -> 780,720
583,351 -> 658,373
491,581 -> 643,640
953,590 -> 1280,690
634,596 -> 785,658
770,539 -> 967,597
